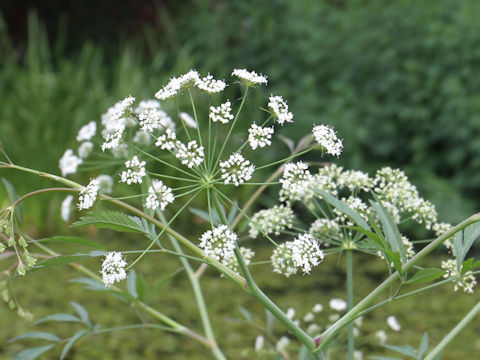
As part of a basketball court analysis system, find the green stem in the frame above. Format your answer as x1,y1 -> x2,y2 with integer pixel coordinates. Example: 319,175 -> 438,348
346,250 -> 354,360
314,212 -> 480,352
424,302 -> 480,360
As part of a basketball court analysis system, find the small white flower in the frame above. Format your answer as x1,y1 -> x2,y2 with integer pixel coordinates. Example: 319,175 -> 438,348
312,303 -> 324,313
155,70 -> 200,100
209,101 -> 234,124
387,315 -> 401,332
312,124 -> 343,157
220,153 -> 255,186
307,323 -> 322,336
275,336 -> 290,352
329,298 -> 347,312
271,242 -> 297,277
96,174 -> 114,194
248,123 -> 274,149
101,96 -> 135,151
139,109 -> 172,132
303,312 -> 315,322
101,251 -> 127,287
375,330 -> 388,344
254,335 -> 264,352
268,95 -> 293,125
59,149 -> 83,176
222,247 -> 254,274
441,259 -> 477,293
78,178 -> 100,210
120,156 -> 146,185
176,140 -> 204,168
78,141 -> 94,159
290,233 -> 324,274
196,74 -> 226,93
134,99 -> 161,114
232,68 -> 268,85
199,225 -> 237,262
279,162 -> 314,202
76,121 -> 97,142
133,130 -> 152,145
145,180 -> 175,211
309,218 -> 340,240
179,112 -> 198,129
286,308 -> 296,320
61,195 -> 74,222
155,129 -> 179,150
249,205 -> 294,239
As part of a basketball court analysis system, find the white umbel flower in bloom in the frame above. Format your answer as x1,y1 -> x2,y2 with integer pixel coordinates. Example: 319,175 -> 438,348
219,153 -> 255,186
209,101 -> 234,124
337,169 -> 373,192
222,247 -> 254,274
120,156 -> 146,184
134,99 -> 161,114
155,129 -> 179,150
441,259 -> 477,293
279,162 -> 314,202
61,195 -> 74,222
268,95 -> 293,125
101,96 -> 136,151
290,233 -> 324,274
248,205 -> 295,239
309,219 -> 340,242
248,123 -> 274,150
145,180 -> 175,211
196,74 -> 226,93
59,149 -> 83,176
329,298 -> 347,312
96,174 -> 114,194
76,121 -> 97,142
271,242 -> 297,277
387,315 -> 401,331
199,225 -> 238,262
232,68 -> 268,85
175,140 -> 204,168
312,124 -> 343,157
179,112 -> 198,129
78,178 -> 100,210
155,70 -> 200,100
101,251 -> 127,287
138,109 -> 171,132
78,141 -> 94,159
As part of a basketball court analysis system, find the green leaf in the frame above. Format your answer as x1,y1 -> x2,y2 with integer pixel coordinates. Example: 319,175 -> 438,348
33,313 -> 81,325
127,270 -> 138,299
315,189 -> 371,232
382,344 -> 418,358
35,236 -> 106,250
9,332 -> 61,343
71,302 -> 91,326
2,178 -> 23,224
383,250 -> 403,276
71,210 -> 149,234
60,329 -> 88,360
418,332 -> 429,358
13,344 -> 55,360
462,223 -> 480,260
405,268 -> 446,284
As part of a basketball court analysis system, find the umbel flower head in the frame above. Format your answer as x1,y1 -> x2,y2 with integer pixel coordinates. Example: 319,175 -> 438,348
59,149 -> 83,176
209,101 -> 234,124
441,259 -> 477,294
76,121 -> 97,142
199,225 -> 238,262
232,68 -> 268,86
120,156 -> 146,184
312,124 -> 343,157
249,205 -> 295,239
78,178 -> 99,210
101,251 -> 127,287
268,95 -> 293,125
145,180 -> 175,211
220,153 -> 255,186
248,123 -> 274,150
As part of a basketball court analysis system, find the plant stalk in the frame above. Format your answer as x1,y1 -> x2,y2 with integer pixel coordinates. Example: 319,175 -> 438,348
346,250 -> 354,360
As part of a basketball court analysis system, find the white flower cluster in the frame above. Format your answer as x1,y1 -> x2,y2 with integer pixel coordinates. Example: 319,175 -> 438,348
310,165 -> 341,197
387,315 -> 401,332
271,234 -> 324,277
97,174 -> 113,194
196,74 -> 227,94
432,222 -> 454,252
78,178 -> 99,210
249,205 -> 295,239
101,95 -> 136,151
329,298 -> 347,312
209,101 -> 234,124
279,162 -> 314,202
76,121 -> 97,142
180,112 -> 197,129
145,180 -> 175,211
219,153 -> 255,186
231,68 -> 268,85
176,140 -> 204,168
61,195 -> 74,222
155,70 -> 200,100
120,156 -> 146,184
199,225 -> 237,262
59,149 -> 83,176
101,251 -> 127,287
309,218 -> 340,241
138,108 -> 174,133
333,196 -> 370,225
373,167 -> 437,229
78,142 -> 93,158
134,99 -> 161,114
312,124 -> 343,157
268,95 -> 293,125
337,169 -> 373,192
441,259 -> 477,294
222,247 -> 254,274
248,123 -> 274,150
155,128 -> 178,150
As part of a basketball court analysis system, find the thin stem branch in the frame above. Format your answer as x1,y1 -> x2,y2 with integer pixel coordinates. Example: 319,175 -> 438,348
346,250 -> 354,360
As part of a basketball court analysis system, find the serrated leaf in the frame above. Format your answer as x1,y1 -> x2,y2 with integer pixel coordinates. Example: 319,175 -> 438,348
383,344 -> 418,358
315,189 -> 371,232
127,270 -> 138,299
60,329 -> 88,360
71,210 -> 149,234
9,332 -> 61,343
33,313 -> 81,325
13,344 -> 55,360
71,302 -> 91,326
36,236 -> 106,250
418,332 -> 429,358
406,268 -> 446,284
2,178 -> 23,224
